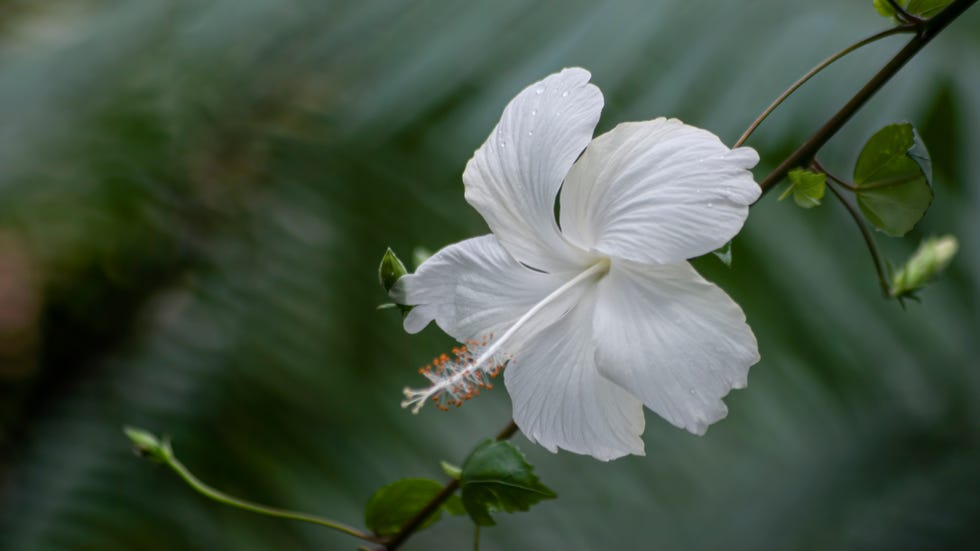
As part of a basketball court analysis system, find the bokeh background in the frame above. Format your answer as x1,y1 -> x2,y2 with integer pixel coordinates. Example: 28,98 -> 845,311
0,1 -> 978,550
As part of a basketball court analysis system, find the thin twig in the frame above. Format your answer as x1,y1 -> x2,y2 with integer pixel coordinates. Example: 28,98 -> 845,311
166,453 -> 382,543
824,179 -> 891,296
757,0 -> 976,194
812,159 -> 857,191
734,24 -> 915,148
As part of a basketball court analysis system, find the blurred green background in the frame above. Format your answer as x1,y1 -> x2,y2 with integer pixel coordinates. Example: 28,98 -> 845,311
0,1 -> 978,549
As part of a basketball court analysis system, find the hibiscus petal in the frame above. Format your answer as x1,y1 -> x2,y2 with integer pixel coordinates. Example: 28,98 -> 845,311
593,259 -> 759,435
560,118 -> 760,265
505,289 -> 646,461
463,68 -> 601,272
391,235 -> 570,344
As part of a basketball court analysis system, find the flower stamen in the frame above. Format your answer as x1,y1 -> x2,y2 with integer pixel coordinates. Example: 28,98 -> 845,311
401,258 -> 611,414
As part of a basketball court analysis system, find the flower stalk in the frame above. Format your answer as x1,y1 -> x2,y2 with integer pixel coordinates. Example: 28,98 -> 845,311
124,427 -> 382,544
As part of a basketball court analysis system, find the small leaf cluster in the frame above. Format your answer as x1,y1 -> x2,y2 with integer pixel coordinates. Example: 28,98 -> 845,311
364,440 -> 556,541
779,168 -> 826,208
779,122 -> 956,300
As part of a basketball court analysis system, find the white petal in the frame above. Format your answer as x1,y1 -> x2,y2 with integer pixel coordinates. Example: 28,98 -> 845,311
392,235 -> 569,344
560,118 -> 760,265
463,68 -> 601,271
593,259 -> 759,435
505,289 -> 646,461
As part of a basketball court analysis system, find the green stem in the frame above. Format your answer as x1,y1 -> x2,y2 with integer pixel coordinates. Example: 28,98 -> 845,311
474,525 -> 482,551
164,453 -> 382,543
886,0 -> 925,23
812,159 -> 857,191
734,24 -> 915,148
758,0 -> 977,194
823,177 -> 891,296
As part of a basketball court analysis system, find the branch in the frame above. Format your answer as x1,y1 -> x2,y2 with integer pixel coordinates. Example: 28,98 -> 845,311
757,0 -> 977,194
381,420 -> 519,550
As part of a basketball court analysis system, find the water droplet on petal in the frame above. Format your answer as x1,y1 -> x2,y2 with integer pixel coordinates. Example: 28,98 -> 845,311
531,109 -> 537,116
707,203 -> 714,208
527,130 -> 534,137
535,87 -> 544,95
688,388 -> 696,395
499,141 -> 506,148
561,90 -> 569,97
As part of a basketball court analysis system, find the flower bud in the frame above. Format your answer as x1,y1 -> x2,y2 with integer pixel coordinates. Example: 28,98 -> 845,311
378,247 -> 408,293
123,426 -> 172,462
890,235 -> 958,297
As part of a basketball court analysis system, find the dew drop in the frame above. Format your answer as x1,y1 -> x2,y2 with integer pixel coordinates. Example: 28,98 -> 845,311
707,203 -> 714,208
499,141 -> 506,148
561,90 -> 569,97
535,87 -> 544,95
528,130 -> 534,137
688,388 -> 696,395
531,109 -> 538,116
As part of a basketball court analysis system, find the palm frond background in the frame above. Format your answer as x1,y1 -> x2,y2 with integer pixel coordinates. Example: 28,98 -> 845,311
0,1 -> 978,549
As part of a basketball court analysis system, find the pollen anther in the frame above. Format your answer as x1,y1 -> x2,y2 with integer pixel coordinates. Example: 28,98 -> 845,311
401,332 -> 507,413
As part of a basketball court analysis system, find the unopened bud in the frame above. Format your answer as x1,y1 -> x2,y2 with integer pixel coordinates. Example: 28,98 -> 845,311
890,235 -> 958,298
378,248 -> 408,293
123,426 -> 172,462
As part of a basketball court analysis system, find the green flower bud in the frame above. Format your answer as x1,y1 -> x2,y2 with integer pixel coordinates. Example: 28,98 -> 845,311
378,247 -> 408,293
890,235 -> 958,297
123,426 -> 172,462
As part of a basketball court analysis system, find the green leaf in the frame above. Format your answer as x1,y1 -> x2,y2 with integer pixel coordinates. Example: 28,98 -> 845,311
872,0 -> 901,18
364,478 -> 446,536
443,495 -> 466,516
779,168 -> 826,209
459,440 -> 557,526
712,241 -> 732,268
853,123 -> 933,237
906,0 -> 953,17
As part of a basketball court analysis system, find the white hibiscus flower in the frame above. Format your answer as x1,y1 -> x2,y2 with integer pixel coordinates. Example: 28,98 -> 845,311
392,68 -> 761,461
